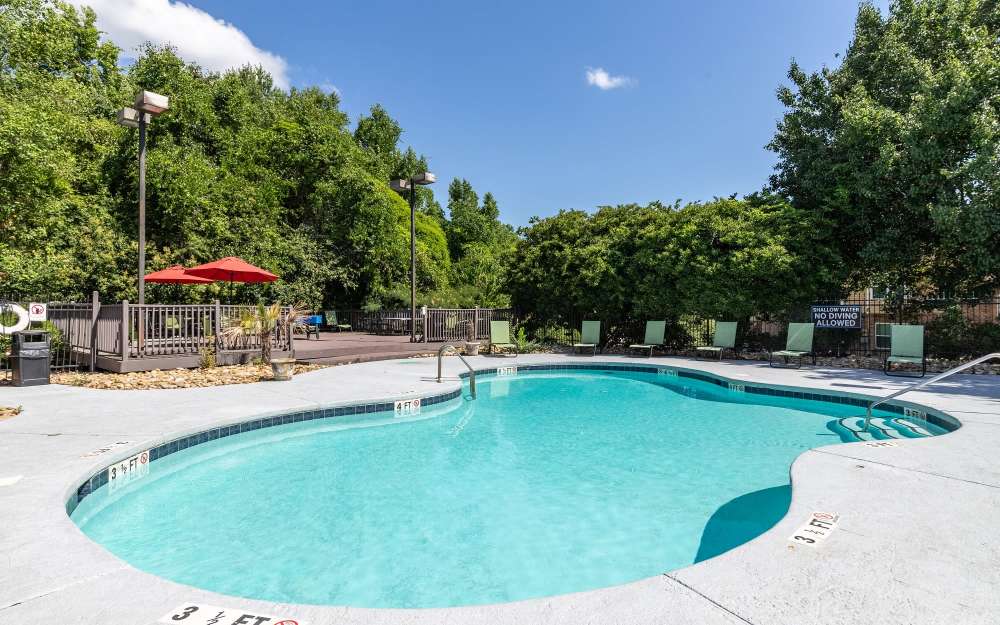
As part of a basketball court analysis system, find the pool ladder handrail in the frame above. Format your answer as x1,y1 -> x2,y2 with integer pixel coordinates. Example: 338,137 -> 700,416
863,352 -> 1000,431
437,343 -> 476,399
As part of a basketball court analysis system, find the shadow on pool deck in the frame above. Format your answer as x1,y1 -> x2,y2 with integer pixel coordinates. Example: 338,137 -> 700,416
293,332 -> 437,365
694,484 -> 792,563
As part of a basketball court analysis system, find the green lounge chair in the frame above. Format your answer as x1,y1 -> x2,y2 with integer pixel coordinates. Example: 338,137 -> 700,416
489,320 -> 518,357
324,310 -> 351,332
573,320 -> 601,355
884,324 -> 926,377
695,321 -> 737,360
769,322 -> 816,368
629,320 -> 666,357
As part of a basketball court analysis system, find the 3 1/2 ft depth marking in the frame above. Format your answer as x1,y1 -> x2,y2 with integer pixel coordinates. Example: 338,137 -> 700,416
789,511 -> 840,547
159,603 -> 307,625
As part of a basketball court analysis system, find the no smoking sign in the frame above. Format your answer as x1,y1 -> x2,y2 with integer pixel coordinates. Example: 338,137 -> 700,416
28,302 -> 47,322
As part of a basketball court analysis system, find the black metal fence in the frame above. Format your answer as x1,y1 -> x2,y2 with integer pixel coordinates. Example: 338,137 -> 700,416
513,294 -> 1000,360
327,308 -> 513,341
1,299 -> 95,382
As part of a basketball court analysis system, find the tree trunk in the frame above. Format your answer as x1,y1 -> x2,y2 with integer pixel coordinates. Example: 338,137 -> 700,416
261,329 -> 272,363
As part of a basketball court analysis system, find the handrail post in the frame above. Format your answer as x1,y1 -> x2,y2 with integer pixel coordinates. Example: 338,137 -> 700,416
213,299 -> 221,356
437,342 -> 477,399
89,291 -> 99,372
120,300 -> 129,363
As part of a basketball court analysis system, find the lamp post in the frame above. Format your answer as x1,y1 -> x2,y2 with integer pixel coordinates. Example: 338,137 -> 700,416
390,172 -> 436,342
117,90 -> 169,306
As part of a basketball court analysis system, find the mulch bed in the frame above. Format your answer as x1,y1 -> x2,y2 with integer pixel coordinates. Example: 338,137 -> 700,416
52,363 -> 328,390
0,406 -> 22,420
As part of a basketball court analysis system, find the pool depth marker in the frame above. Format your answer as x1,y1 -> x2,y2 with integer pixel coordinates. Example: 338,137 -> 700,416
160,603 -> 308,625
789,512 -> 840,547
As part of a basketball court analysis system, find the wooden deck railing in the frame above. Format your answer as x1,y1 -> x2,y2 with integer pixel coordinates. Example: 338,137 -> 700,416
7,295 -> 511,374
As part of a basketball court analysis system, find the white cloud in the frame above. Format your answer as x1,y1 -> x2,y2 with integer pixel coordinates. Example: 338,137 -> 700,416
319,81 -> 341,96
585,67 -> 635,90
67,0 -> 290,89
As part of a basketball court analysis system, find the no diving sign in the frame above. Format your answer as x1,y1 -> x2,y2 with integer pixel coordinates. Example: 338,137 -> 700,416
811,305 -> 862,329
159,604 -> 307,625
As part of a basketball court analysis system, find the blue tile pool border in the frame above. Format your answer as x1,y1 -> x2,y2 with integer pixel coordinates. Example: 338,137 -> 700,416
459,363 -> 958,431
66,363 -> 958,515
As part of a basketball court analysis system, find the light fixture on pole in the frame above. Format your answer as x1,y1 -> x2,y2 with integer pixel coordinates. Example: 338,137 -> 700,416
117,90 -> 169,306
390,172 -> 436,342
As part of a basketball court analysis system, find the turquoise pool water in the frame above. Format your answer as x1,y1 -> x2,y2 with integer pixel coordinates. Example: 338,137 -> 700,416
71,370 -> 945,608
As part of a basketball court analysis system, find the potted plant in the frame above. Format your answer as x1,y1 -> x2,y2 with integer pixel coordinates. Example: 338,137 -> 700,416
462,320 -> 481,356
222,302 -> 304,380
270,357 -> 296,381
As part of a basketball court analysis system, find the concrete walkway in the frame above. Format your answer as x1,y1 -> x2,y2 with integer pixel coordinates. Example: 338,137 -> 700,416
1,355 -> 998,625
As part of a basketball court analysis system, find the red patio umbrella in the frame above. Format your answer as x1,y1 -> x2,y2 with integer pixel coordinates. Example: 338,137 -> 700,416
143,265 -> 215,284
185,257 -> 279,302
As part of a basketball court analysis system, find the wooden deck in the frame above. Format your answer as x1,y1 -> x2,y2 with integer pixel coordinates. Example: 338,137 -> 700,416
292,332 -> 438,365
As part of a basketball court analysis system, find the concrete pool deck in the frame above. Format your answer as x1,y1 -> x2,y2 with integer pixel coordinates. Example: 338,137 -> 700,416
1,354 -> 998,625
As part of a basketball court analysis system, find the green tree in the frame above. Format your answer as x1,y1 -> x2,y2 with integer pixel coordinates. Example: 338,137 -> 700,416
769,0 -> 999,295
0,0 -> 505,311
444,178 -> 480,258
353,103 -> 401,164
0,0 -> 131,298
510,196 -> 840,335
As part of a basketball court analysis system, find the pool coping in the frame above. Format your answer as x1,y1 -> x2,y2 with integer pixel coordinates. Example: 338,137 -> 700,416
2,354 -> 999,625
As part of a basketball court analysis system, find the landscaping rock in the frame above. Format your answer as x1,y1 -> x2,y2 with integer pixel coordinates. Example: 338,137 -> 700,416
0,406 -> 21,420
51,363 -> 327,390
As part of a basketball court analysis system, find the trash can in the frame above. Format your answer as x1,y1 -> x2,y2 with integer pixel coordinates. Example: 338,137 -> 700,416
11,330 -> 50,387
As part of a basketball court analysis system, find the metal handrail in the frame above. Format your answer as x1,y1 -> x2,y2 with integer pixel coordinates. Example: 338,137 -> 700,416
864,352 -> 1000,431
437,343 -> 476,399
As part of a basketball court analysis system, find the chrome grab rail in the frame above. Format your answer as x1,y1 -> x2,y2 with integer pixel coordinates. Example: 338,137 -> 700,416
864,352 -> 1000,431
437,343 -> 476,399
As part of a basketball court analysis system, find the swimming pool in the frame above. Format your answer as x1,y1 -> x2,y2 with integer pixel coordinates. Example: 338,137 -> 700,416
69,366 -> 949,608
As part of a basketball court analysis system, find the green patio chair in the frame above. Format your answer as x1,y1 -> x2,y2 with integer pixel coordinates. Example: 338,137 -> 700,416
165,315 -> 181,335
884,324 -> 926,377
695,321 -> 738,360
488,320 -> 518,357
769,322 -> 816,368
573,320 -> 601,356
629,320 -> 666,357
324,310 -> 351,332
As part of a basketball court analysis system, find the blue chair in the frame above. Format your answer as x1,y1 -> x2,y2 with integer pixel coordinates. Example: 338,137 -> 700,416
295,315 -> 322,340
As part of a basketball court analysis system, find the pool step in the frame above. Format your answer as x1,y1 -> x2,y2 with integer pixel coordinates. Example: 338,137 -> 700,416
835,417 -> 934,442
894,418 -> 932,437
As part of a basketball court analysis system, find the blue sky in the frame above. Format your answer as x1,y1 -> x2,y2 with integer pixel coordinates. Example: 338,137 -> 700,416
83,0 -> 888,226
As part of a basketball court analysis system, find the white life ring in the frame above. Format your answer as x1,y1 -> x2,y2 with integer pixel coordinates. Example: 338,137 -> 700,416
1,304 -> 30,334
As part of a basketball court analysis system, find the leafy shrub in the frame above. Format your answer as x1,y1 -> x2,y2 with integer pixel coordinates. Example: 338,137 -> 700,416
514,326 -> 541,353
199,340 -> 217,369
926,306 -> 1000,358
35,320 -> 64,352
